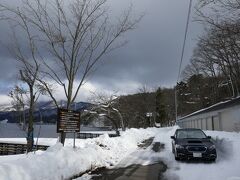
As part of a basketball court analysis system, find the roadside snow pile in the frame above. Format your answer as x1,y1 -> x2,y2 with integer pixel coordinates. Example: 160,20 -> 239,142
115,126 -> 178,167
0,128 -> 157,180
0,119 -> 8,124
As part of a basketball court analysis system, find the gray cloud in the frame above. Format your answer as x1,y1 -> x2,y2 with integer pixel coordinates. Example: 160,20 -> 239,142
0,0 -> 203,103
88,0 -> 202,91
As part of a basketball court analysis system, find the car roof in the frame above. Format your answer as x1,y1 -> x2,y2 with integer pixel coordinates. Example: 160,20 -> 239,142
176,128 -> 202,131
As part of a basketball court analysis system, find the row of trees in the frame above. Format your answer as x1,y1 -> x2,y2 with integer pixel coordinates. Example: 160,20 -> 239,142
176,74 -> 230,116
8,86 -> 174,131
183,0 -> 240,98
0,0 -> 140,151
176,0 -> 240,117
90,71 -> 235,130
86,87 -> 174,129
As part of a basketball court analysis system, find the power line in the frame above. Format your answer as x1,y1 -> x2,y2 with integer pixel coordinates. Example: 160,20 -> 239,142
177,0 -> 193,82
175,0 -> 193,122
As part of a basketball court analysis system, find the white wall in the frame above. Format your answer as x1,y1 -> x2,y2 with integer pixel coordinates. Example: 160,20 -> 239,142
177,105 -> 240,132
221,107 -> 240,132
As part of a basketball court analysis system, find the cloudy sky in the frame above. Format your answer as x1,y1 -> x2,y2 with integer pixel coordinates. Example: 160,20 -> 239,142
0,0 -> 203,105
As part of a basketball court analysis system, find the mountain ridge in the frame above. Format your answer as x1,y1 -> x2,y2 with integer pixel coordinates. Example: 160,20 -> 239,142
0,100 -> 93,123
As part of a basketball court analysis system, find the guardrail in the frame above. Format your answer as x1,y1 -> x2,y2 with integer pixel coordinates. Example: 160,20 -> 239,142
0,142 -> 49,155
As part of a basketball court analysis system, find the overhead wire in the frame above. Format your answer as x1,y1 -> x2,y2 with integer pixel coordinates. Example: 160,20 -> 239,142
175,0 -> 193,122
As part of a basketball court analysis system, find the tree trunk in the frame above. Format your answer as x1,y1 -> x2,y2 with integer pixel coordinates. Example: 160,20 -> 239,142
27,86 -> 34,153
59,98 -> 71,145
60,133 -> 66,145
106,115 -> 119,136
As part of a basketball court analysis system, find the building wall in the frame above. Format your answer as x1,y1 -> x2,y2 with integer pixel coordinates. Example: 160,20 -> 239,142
177,105 -> 240,132
221,107 -> 240,132
202,118 -> 207,130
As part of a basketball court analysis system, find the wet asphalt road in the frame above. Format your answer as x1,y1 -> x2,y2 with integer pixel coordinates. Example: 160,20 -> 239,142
90,140 -> 168,180
91,162 -> 167,180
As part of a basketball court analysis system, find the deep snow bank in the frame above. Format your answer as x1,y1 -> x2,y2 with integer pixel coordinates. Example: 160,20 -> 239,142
0,128 -> 157,180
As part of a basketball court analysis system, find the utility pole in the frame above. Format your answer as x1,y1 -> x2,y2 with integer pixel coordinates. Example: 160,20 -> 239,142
175,0 -> 192,124
175,86 -> 178,123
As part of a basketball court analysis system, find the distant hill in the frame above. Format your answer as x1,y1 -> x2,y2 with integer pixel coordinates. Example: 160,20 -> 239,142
0,100 -> 93,124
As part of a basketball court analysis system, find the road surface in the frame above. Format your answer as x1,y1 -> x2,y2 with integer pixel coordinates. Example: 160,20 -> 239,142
90,140 -> 168,180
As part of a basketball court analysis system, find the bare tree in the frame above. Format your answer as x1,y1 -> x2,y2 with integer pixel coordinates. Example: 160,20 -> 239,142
184,0 -> 240,97
181,58 -> 202,81
195,25 -> 240,96
87,91 -> 125,132
9,85 -> 27,129
0,0 -> 142,144
0,4 -> 43,151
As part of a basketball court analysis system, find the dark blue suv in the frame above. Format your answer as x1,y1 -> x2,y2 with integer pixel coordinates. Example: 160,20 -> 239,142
171,128 -> 217,161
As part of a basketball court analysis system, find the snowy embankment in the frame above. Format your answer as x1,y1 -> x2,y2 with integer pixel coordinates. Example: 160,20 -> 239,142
0,128 -> 157,180
0,126 -> 240,180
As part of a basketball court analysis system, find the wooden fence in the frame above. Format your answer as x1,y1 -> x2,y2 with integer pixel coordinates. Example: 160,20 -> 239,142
0,133 -> 118,155
0,142 -> 49,155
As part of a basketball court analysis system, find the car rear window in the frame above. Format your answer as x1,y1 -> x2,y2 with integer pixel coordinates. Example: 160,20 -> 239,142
176,130 -> 206,139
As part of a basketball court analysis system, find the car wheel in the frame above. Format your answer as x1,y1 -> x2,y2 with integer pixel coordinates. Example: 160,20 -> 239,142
174,150 -> 180,161
211,158 -> 216,163
175,155 -> 180,161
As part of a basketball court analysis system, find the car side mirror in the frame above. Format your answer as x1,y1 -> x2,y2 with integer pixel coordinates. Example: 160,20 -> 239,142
207,136 -> 211,139
171,136 -> 175,139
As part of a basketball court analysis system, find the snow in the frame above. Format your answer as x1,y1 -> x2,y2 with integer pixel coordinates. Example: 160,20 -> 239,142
185,101 -> 197,104
0,119 -> 8,124
0,126 -> 240,180
0,128 -> 155,180
157,128 -> 240,180
0,104 -> 15,112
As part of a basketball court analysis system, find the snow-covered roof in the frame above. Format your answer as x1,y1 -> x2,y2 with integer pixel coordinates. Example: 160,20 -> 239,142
178,96 -> 240,121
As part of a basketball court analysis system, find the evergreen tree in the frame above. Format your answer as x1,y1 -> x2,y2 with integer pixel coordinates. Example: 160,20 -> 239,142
156,87 -> 167,126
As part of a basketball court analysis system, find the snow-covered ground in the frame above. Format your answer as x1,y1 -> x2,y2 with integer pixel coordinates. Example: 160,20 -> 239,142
154,127 -> 240,180
0,126 -> 240,180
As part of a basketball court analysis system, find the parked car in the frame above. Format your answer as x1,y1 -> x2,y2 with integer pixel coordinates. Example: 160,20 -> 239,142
171,128 -> 217,161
